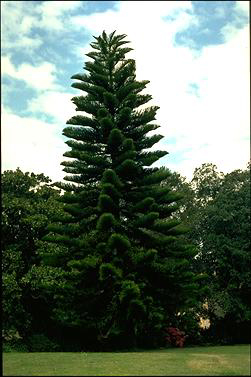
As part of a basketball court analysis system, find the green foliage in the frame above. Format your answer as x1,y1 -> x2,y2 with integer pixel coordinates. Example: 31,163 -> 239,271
192,163 -> 224,203
108,233 -> 131,252
193,164 -> 250,335
2,168 -> 64,342
3,341 -> 28,353
27,334 -> 60,352
99,263 -> 123,281
98,194 -> 117,214
2,159 -> 250,349
166,162 -> 251,343
2,271 -> 28,332
28,31 -> 205,350
134,212 -> 159,228
119,280 -> 140,302
108,128 -> 124,149
101,169 -> 123,189
97,213 -> 116,231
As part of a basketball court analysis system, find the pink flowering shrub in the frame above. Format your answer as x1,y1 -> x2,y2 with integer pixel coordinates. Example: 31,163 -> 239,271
165,327 -> 188,348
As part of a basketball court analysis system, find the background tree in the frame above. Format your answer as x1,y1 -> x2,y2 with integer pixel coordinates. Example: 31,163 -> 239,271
161,170 -> 195,226
172,163 -> 251,343
193,164 -> 250,343
3,161 -> 249,350
161,162 -> 250,343
2,168 -> 63,349
41,31 -> 207,350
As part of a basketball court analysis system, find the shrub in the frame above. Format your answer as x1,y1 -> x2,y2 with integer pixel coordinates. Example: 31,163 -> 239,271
164,327 -> 188,348
174,310 -> 204,345
3,341 -> 28,352
27,333 -> 60,352
2,329 -> 28,352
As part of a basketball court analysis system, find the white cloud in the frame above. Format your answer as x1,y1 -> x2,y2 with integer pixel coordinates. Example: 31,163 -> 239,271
221,23 -> 242,41
38,0 -> 83,15
155,25 -> 250,179
72,1 -> 195,43
2,55 -> 60,91
1,0 -> 83,51
28,91 -> 76,123
36,1 -> 84,32
235,1 -> 250,15
71,2 -> 249,180
1,1 -> 249,182
221,1 -> 249,42
1,1 -> 42,50
1,106 -> 67,182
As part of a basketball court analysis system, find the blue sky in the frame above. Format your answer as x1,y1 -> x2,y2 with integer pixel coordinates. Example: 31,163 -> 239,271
1,1 -> 249,181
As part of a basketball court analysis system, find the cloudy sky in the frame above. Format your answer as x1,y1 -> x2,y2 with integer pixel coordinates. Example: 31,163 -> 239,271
1,1 -> 250,182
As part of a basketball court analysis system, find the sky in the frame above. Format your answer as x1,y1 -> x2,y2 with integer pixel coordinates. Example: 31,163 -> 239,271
1,1 -> 250,182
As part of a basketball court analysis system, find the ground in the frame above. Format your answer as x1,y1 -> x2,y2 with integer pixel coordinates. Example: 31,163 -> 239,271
3,344 -> 250,376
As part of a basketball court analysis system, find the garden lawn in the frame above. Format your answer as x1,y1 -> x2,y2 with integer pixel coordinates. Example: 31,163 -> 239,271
3,344 -> 250,376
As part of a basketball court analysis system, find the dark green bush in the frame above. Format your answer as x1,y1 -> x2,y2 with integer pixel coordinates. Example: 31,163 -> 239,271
3,341 -> 28,352
27,333 -> 60,352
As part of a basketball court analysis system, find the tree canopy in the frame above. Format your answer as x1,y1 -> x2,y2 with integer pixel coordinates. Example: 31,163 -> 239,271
38,31 -> 206,350
2,168 -> 63,347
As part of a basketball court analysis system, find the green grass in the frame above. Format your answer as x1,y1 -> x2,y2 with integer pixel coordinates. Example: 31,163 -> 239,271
3,344 -> 250,376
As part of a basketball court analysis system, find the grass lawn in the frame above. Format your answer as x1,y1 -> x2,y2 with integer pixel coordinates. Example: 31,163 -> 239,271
3,344 -> 250,376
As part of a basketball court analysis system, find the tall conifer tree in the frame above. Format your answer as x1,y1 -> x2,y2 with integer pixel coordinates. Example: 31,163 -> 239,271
43,31 -> 205,349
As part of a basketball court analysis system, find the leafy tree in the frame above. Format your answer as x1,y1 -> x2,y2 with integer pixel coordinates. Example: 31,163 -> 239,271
184,163 -> 250,343
184,163 -> 225,250
191,163 -> 224,204
199,166 -> 250,342
42,31 -> 206,349
161,170 -> 195,225
2,168 -> 63,344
